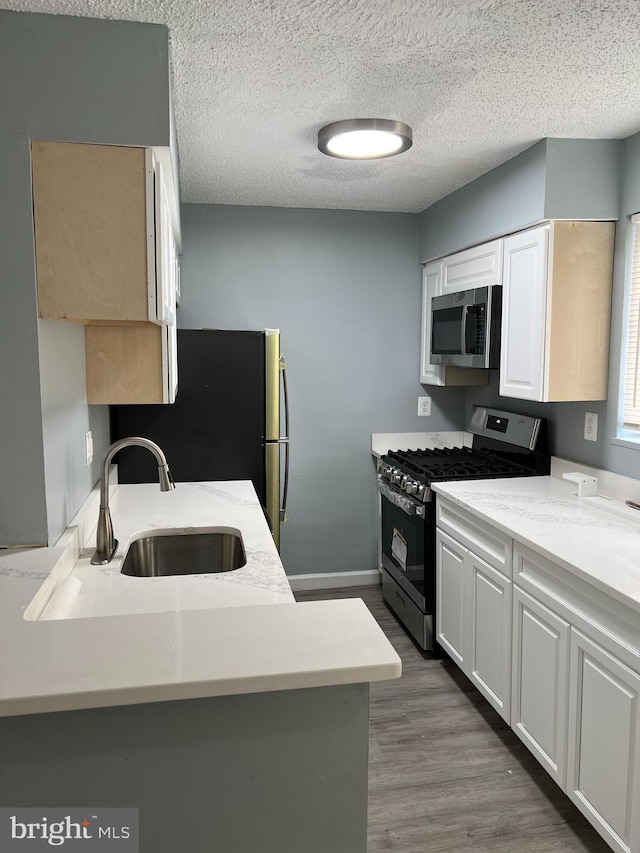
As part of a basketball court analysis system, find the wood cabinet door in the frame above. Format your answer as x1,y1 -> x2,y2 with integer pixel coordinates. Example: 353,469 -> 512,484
420,262 -> 445,385
468,554 -> 512,723
441,239 -> 503,295
511,586 -> 570,787
435,529 -> 467,668
499,225 -> 549,401
567,629 -> 640,853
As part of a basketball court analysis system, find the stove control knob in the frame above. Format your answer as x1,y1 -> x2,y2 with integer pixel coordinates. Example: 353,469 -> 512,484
416,484 -> 426,499
407,482 -> 417,496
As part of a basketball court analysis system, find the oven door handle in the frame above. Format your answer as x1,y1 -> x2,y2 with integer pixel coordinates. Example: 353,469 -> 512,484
377,479 -> 425,518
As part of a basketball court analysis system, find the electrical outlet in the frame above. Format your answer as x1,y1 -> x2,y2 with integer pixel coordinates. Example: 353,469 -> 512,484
418,396 -> 432,417
584,412 -> 598,442
84,430 -> 94,466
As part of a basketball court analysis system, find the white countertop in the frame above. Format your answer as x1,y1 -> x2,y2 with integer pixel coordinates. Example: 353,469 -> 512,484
370,431 -> 472,459
0,480 -> 401,717
69,481 -> 294,619
432,475 -> 640,614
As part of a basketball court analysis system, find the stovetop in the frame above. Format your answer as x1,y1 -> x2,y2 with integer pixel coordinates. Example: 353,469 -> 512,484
378,407 -> 549,502
378,446 -> 538,501
386,446 -> 534,480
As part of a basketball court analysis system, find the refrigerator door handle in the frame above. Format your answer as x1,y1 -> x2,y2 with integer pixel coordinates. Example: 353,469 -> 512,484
280,355 -> 290,524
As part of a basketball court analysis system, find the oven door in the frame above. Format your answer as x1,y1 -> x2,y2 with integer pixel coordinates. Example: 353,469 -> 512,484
377,480 -> 433,613
430,286 -> 490,368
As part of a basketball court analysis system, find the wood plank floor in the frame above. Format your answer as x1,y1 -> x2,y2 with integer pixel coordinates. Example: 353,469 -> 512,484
295,584 -> 610,853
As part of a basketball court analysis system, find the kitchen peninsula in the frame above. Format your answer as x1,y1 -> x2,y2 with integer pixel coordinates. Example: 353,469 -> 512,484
0,479 -> 401,853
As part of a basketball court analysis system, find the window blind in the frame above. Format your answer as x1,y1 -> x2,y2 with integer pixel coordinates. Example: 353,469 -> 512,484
623,220 -> 640,429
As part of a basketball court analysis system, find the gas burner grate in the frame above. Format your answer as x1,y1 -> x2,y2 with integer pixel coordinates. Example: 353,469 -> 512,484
386,445 -> 534,483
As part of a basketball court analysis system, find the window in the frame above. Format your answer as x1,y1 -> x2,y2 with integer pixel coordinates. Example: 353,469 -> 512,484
620,216 -> 640,437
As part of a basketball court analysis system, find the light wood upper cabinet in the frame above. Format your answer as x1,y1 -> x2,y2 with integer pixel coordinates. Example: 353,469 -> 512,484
85,322 -> 177,405
32,141 -> 179,404
32,140 -> 176,326
500,221 -> 615,402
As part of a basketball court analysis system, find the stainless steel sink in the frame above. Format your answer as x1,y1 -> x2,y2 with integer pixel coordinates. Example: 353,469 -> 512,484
121,529 -> 246,577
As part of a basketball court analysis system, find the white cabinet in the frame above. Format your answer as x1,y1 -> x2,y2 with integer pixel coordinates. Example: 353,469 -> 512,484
420,262 -> 445,385
436,529 -> 467,668
499,225 -> 549,401
441,239 -> 502,294
435,523 -> 512,722
511,585 -> 570,786
500,221 -> 615,402
567,629 -> 640,853
153,157 -> 178,327
468,552 -> 512,722
436,497 -> 640,853
419,261 -> 489,387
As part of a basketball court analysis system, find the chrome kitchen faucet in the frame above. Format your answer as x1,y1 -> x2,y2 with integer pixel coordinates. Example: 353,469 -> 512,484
91,437 -> 175,566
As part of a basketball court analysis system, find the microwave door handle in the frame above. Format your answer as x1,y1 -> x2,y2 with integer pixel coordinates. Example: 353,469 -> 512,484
460,305 -> 470,355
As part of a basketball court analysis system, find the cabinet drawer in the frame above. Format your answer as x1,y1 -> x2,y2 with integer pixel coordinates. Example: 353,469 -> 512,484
436,497 -> 512,577
513,543 -> 640,669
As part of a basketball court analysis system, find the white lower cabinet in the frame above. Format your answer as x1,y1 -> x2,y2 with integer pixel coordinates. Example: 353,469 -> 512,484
511,585 -> 569,786
436,529 -> 466,668
436,496 -> 640,853
436,526 -> 512,722
468,553 -> 512,722
567,629 -> 640,853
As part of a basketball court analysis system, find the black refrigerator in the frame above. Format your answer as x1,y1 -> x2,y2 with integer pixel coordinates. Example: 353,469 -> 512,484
110,328 -> 288,550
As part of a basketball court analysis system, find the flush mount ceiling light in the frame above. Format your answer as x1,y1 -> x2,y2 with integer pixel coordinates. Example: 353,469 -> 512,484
317,119 -> 413,160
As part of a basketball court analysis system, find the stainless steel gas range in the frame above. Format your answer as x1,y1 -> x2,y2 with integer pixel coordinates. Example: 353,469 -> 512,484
376,406 -> 548,651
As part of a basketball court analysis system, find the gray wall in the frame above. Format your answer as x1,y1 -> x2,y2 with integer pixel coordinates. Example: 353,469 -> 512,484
418,138 -> 622,262
418,141 -> 548,262
543,139 -> 622,221
0,11 -> 171,545
179,205 -> 465,576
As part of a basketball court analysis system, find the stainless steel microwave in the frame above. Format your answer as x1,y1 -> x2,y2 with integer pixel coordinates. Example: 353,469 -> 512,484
430,285 -> 502,369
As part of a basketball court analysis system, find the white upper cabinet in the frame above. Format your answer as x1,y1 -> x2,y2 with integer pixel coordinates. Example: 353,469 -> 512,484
441,239 -> 503,294
420,261 -> 445,385
419,256 -> 489,387
500,221 -> 615,402
153,156 -> 178,327
500,225 -> 549,401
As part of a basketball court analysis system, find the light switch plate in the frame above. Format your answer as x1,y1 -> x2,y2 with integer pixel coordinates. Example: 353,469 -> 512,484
584,412 -> 598,442
418,396 -> 432,417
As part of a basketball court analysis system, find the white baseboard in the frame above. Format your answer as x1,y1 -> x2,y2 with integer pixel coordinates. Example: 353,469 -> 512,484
287,570 -> 381,592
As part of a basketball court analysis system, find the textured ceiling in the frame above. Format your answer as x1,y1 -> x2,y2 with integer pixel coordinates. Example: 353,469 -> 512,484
4,0 -> 640,212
